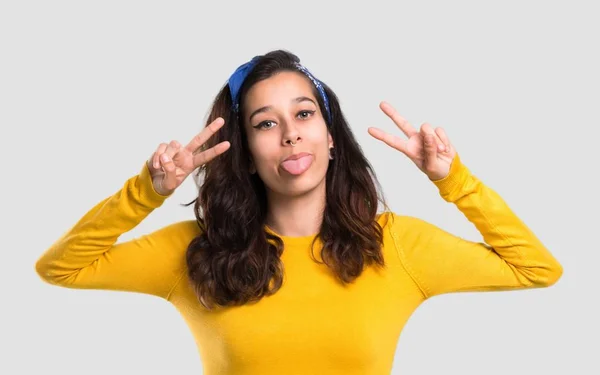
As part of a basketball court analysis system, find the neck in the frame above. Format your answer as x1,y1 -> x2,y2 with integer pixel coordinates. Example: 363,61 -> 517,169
265,181 -> 326,238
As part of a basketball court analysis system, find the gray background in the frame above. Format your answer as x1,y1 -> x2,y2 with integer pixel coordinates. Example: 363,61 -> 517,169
2,0 -> 597,374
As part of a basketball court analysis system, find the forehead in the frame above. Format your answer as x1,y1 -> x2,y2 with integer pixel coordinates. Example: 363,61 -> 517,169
244,71 -> 316,108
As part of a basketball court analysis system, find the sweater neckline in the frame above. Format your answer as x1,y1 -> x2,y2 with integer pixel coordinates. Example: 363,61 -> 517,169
264,225 -> 319,246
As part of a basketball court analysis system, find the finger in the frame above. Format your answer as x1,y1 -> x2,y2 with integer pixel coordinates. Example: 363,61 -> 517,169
185,117 -> 226,154
193,141 -> 231,167
421,123 -> 445,152
435,127 -> 451,153
153,143 -> 168,169
379,101 -> 418,137
158,152 -> 178,192
422,131 -> 438,170
367,127 -> 409,155
159,143 -> 177,170
166,140 -> 181,158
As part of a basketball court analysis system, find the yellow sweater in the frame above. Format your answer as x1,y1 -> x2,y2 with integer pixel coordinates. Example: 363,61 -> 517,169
35,153 -> 562,375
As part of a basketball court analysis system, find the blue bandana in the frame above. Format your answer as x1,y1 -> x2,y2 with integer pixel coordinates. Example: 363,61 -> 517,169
227,56 -> 333,124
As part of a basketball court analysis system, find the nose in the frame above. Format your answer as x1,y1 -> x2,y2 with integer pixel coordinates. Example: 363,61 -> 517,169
284,135 -> 301,146
281,121 -> 301,147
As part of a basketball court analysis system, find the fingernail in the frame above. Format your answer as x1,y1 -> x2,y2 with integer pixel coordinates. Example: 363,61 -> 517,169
161,154 -> 169,162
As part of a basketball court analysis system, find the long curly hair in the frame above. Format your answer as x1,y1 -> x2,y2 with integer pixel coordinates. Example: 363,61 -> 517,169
184,49 -> 390,310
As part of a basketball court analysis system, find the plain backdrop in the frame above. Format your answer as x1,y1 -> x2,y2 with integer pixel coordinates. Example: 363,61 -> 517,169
2,1 -> 598,374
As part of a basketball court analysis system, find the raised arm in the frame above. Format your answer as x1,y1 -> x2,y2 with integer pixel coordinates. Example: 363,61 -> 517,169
35,117 -> 231,300
389,153 -> 562,299
35,161 -> 199,299
369,101 -> 562,299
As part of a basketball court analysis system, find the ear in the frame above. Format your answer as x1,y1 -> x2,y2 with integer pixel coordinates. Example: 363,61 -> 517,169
327,131 -> 334,148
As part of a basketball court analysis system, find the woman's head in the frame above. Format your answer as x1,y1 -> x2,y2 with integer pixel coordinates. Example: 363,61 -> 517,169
185,49 -> 389,310
242,70 -> 332,198
229,51 -> 336,199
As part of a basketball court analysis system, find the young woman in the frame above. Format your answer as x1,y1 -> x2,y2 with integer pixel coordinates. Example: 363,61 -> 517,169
35,49 -> 563,375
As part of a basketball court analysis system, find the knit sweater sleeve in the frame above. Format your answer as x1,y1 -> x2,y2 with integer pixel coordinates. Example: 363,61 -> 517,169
35,161 -> 198,300
390,153 -> 563,299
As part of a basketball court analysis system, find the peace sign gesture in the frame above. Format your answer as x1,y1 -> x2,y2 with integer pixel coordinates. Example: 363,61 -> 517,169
147,117 -> 230,196
368,102 -> 456,181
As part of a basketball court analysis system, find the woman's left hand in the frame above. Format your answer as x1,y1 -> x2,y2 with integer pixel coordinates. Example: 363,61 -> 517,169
368,101 -> 457,181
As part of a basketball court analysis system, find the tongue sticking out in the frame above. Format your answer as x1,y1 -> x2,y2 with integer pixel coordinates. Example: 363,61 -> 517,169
280,155 -> 313,175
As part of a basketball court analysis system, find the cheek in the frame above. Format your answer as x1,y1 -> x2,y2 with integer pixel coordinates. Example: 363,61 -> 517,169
307,134 -> 330,156
249,139 -> 279,168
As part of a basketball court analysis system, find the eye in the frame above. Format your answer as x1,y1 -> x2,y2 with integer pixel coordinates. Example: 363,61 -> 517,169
297,110 -> 315,120
254,120 -> 276,130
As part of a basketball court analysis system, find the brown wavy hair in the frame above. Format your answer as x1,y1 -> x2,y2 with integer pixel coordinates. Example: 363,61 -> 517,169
184,49 -> 390,310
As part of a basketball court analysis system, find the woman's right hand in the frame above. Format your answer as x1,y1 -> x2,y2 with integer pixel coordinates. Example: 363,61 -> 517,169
146,117 -> 230,196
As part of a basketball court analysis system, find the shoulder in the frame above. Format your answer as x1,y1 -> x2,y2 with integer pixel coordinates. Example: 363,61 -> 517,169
165,219 -> 203,236
144,219 -> 203,257
376,211 -> 433,235
147,218 -> 201,235
375,211 -> 449,253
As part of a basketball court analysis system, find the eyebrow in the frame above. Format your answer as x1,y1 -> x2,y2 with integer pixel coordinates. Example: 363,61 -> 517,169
248,96 -> 316,123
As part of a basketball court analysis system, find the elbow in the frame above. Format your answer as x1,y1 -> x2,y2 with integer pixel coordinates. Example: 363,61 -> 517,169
517,258 -> 563,288
35,257 -> 63,286
35,255 -> 83,288
538,260 -> 563,287
35,258 -> 53,284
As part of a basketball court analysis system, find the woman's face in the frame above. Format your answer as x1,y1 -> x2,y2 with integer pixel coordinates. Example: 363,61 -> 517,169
242,71 -> 333,197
